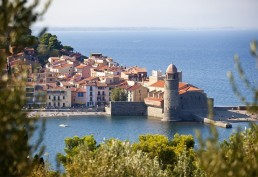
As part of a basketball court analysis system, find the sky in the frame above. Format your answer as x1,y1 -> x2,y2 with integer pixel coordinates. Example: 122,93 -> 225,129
35,0 -> 258,29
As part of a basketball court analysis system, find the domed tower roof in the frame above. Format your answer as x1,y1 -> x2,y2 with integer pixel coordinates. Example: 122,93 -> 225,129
166,64 -> 177,74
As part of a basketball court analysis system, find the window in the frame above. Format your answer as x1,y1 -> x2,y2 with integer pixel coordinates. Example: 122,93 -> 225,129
90,97 -> 93,102
63,103 -> 65,107
58,96 -> 60,100
90,92 -> 93,96
90,86 -> 93,91
63,96 -> 65,100
53,96 -> 56,100
58,102 -> 60,107
98,91 -> 100,95
49,102 -> 51,106
78,92 -> 84,97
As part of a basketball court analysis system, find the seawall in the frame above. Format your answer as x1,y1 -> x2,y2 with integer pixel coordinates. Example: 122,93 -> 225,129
106,101 -> 147,116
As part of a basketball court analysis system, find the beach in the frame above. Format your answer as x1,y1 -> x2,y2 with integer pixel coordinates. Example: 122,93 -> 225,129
26,110 -> 107,118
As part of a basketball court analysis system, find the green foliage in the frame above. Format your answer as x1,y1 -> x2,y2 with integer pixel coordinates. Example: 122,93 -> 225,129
29,164 -> 60,177
37,33 -> 78,65
197,124 -> 258,177
57,134 -> 200,176
39,33 -> 52,45
173,147 -> 203,177
57,135 -> 97,166
227,40 -> 258,113
38,33 -> 62,50
0,0 -> 49,54
63,45 -> 74,52
133,134 -> 195,172
37,33 -> 63,64
133,134 -> 176,168
111,87 -> 127,101
64,139 -> 170,177
54,125 -> 258,177
48,35 -> 62,50
0,0 -> 50,176
170,133 -> 195,155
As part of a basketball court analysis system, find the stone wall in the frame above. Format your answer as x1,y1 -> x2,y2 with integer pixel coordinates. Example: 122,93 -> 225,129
107,101 -> 147,116
147,106 -> 163,119
180,92 -> 208,110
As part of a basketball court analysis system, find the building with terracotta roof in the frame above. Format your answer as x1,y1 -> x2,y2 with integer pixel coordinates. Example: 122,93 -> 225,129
50,63 -> 74,75
145,64 -> 209,120
75,64 -> 92,78
126,84 -> 148,102
121,66 -> 147,82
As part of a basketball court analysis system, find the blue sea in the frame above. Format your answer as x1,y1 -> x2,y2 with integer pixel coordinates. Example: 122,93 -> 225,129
31,29 -> 258,168
47,29 -> 258,106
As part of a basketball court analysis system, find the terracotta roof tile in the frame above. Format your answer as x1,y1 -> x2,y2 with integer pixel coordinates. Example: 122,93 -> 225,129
76,88 -> 86,93
75,64 -> 87,69
150,80 -> 164,88
127,84 -> 142,91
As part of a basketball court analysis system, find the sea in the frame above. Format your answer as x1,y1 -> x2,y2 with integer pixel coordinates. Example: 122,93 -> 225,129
31,29 -> 258,168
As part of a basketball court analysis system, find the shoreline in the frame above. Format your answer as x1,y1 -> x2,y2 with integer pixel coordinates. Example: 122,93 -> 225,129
25,109 -> 258,123
26,111 -> 107,118
214,109 -> 258,123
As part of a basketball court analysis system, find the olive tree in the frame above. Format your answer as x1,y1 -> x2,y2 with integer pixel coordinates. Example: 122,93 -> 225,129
0,0 -> 50,176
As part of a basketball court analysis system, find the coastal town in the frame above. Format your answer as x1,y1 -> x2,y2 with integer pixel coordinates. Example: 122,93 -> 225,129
9,51 -> 149,109
6,46 -> 257,124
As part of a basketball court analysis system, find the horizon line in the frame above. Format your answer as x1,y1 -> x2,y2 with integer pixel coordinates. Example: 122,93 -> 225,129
31,26 -> 258,32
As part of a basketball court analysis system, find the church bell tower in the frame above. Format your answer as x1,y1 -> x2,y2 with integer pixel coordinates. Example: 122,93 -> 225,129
162,64 -> 181,121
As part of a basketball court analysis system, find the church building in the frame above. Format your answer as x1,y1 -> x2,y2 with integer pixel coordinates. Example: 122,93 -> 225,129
144,64 -> 209,121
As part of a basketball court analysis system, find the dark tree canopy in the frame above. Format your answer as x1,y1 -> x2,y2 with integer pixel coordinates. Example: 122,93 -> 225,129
111,87 -> 128,101
63,45 -> 74,52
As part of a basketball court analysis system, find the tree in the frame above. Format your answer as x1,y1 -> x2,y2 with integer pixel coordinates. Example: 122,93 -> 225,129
57,135 -> 97,166
58,136 -> 170,177
63,45 -> 74,52
133,134 -> 175,166
134,134 -> 193,170
39,33 -> 52,45
111,87 -> 128,101
0,0 -> 50,176
196,124 -> 258,177
48,35 -> 62,50
196,40 -> 258,177
170,133 -> 195,155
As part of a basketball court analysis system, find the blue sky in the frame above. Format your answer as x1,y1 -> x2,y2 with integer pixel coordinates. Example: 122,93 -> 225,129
35,0 -> 258,29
